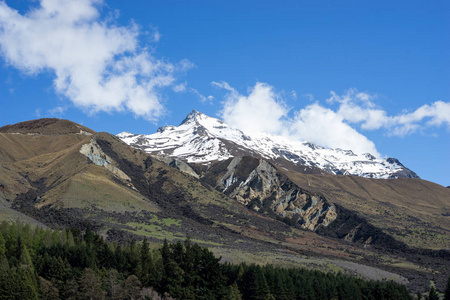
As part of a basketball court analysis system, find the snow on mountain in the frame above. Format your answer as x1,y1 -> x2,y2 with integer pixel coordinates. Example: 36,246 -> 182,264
118,110 -> 419,179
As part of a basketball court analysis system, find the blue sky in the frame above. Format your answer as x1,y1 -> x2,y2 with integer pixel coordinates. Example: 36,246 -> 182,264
0,0 -> 449,186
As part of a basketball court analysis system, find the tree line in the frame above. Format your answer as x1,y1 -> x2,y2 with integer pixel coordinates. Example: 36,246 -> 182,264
0,221 -> 448,299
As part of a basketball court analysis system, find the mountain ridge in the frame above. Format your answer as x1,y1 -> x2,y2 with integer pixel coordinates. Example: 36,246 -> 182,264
118,110 -> 419,180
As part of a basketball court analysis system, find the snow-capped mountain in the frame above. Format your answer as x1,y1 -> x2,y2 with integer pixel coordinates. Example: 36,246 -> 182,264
118,110 -> 418,179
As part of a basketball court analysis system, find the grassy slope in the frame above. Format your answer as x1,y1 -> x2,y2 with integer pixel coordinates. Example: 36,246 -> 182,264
39,165 -> 160,213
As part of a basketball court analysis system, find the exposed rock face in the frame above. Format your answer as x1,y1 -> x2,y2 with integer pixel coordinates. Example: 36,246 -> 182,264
151,155 -> 199,178
202,156 -> 337,231
200,156 -> 419,249
80,138 -> 132,183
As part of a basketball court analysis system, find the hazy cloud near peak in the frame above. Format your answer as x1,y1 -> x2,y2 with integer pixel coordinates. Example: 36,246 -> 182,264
0,0 -> 188,120
214,82 -> 449,156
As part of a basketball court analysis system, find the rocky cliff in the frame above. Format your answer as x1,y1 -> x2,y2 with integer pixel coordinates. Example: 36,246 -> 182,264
201,156 -> 337,231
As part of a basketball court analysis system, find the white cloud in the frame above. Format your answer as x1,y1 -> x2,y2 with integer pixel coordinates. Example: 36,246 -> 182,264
328,89 -> 389,130
388,101 -> 450,135
189,87 -> 214,103
212,81 -> 237,93
303,93 -> 315,102
217,82 -> 289,135
173,82 -> 187,93
0,0 -> 188,120
215,82 -> 450,157
291,90 -> 297,99
329,89 -> 450,136
48,106 -> 67,116
290,104 -> 380,155
150,27 -> 161,42
214,81 -> 376,154
172,80 -> 213,102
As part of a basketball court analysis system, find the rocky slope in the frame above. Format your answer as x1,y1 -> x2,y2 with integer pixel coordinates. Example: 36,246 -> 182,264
118,110 -> 419,179
201,156 -> 337,232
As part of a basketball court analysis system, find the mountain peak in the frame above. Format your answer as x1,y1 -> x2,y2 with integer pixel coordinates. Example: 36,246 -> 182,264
179,109 -> 205,125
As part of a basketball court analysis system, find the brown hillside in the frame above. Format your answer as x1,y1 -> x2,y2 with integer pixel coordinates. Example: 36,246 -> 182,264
0,119 -> 95,199
0,131 -> 92,164
283,170 -> 450,250
0,118 -> 95,135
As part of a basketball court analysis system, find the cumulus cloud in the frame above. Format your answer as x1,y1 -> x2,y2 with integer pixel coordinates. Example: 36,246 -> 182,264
214,82 -> 449,156
0,0 -> 189,120
388,101 -> 450,135
290,104 -> 379,155
215,81 -> 289,135
327,89 -> 390,130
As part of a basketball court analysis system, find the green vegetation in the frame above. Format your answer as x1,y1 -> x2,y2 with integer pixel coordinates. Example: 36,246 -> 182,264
0,220 -> 421,300
445,276 -> 450,300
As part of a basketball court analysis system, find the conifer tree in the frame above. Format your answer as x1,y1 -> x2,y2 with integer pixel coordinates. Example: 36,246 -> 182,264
65,229 -> 75,247
19,244 -> 34,270
0,232 -> 6,258
226,282 -> 243,300
84,224 -> 95,245
428,284 -> 439,300
445,276 -> 450,300
15,266 -> 40,300
159,238 -> 172,293
139,237 -> 153,286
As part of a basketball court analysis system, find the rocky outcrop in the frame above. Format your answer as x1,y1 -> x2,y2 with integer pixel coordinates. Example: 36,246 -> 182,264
151,155 -> 199,178
202,156 -> 337,231
80,138 -> 132,183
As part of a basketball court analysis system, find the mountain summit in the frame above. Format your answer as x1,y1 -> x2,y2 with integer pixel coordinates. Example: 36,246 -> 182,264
179,109 -> 211,125
118,110 -> 418,179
